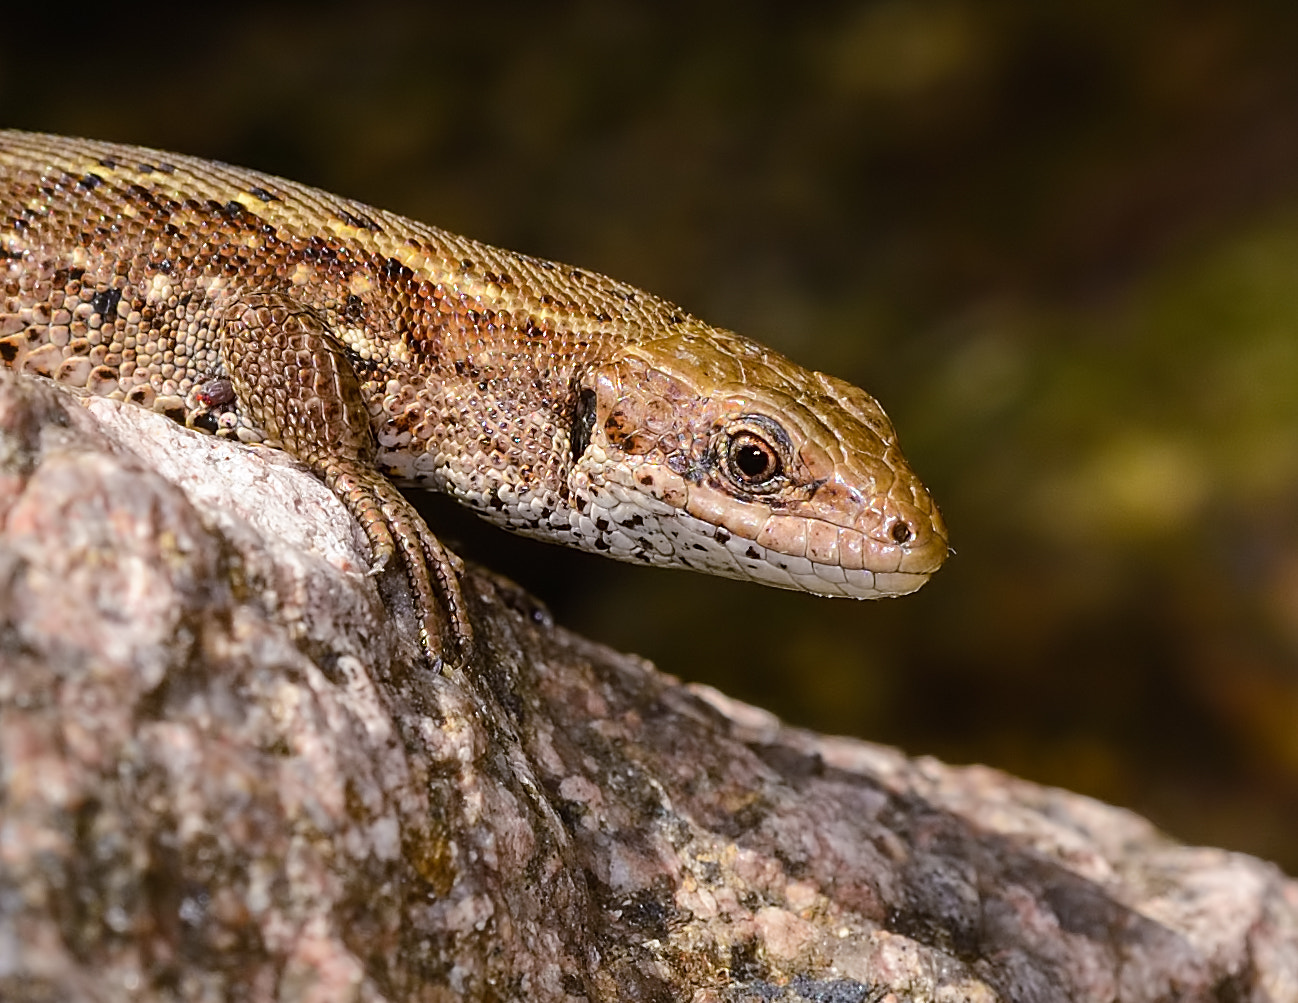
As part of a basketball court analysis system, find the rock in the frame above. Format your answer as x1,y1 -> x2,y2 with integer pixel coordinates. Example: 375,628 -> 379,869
0,371 -> 1294,1003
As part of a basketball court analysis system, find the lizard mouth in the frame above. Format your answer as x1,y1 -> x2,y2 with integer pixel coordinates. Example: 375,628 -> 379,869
690,528 -> 939,597
673,507 -> 947,598
574,500 -> 942,597
677,477 -> 950,595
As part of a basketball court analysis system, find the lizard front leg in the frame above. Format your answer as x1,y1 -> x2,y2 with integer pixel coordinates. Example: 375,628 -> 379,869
218,293 -> 471,669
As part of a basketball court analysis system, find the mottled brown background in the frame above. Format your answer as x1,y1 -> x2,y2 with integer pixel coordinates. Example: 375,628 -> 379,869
4,0 -> 1296,871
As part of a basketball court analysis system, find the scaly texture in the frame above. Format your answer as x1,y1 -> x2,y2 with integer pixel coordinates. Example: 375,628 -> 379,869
0,130 -> 948,665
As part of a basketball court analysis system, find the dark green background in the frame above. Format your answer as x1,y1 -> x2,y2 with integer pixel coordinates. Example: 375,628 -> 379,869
6,1 -> 1297,870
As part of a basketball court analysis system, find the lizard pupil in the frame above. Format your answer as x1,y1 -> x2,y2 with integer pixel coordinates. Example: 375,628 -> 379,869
737,444 -> 770,477
727,431 -> 781,485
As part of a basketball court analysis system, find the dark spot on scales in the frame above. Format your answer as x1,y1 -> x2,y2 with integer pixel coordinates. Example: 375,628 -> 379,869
90,288 -> 121,318
247,186 -> 279,202
124,185 -> 165,213
337,209 -> 382,232
570,388 -> 597,463
342,345 -> 377,374
746,547 -> 761,560
77,173 -> 104,191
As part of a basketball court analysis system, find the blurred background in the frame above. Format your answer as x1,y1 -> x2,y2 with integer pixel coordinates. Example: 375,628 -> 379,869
4,0 -> 1296,870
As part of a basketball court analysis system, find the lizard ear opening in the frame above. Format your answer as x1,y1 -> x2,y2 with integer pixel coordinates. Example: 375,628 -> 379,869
570,387 -> 597,462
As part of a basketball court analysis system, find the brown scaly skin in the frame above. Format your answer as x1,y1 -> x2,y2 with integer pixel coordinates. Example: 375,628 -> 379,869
0,131 -> 948,669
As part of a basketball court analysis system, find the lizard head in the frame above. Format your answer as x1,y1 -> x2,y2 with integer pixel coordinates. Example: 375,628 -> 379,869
567,327 -> 949,597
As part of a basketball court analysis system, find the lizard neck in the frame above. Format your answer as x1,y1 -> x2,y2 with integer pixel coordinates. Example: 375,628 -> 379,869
369,358 -> 586,516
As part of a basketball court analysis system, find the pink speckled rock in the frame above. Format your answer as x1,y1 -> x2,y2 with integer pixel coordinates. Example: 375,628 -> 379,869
0,373 -> 1294,1002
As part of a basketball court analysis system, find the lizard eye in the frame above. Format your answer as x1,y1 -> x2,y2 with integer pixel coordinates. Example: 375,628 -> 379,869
724,430 -> 782,487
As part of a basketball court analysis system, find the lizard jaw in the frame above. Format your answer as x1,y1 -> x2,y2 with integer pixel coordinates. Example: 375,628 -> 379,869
560,449 -> 946,598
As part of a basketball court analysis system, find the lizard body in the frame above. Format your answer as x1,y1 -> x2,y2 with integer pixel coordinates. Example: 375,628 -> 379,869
0,131 -> 947,666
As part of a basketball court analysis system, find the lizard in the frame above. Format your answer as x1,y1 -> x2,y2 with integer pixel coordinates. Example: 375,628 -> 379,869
0,130 -> 949,670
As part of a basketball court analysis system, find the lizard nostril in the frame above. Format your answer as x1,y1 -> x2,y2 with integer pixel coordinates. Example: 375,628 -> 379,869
890,521 -> 913,544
